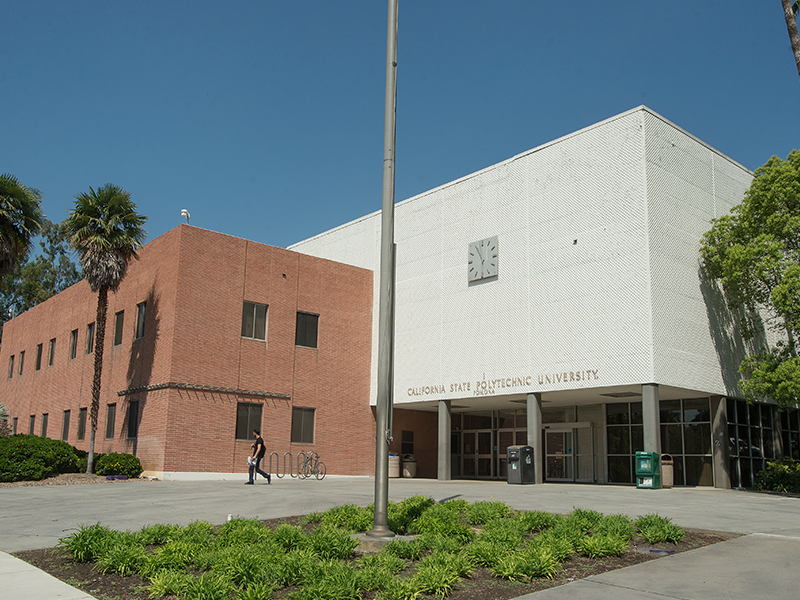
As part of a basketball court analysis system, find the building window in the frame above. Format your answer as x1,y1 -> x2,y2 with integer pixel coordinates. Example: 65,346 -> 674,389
12,417 -> 17,435
29,415 -> 35,434
781,408 -> 800,461
8,355 -> 13,379
241,301 -> 268,340
135,302 -> 147,339
661,398 -> 713,487
19,351 -> 25,376
127,400 -> 139,439
41,413 -> 48,437
48,338 -> 56,366
235,403 -> 262,440
291,407 -> 315,444
727,398 -> 773,488
86,323 -> 95,354
105,404 -> 116,439
114,311 -> 124,346
35,343 -> 43,370
69,329 -> 78,360
295,312 -> 319,348
62,410 -> 71,441
77,408 -> 87,441
401,430 -> 414,455
605,402 -> 644,484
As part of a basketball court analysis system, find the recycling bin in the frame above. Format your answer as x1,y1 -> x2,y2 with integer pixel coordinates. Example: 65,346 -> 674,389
635,451 -> 661,489
661,454 -> 674,488
388,454 -> 400,478
507,445 -> 535,484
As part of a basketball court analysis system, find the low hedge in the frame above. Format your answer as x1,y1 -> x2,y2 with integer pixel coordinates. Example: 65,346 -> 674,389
95,452 -> 143,479
755,457 -> 800,493
0,434 -> 80,482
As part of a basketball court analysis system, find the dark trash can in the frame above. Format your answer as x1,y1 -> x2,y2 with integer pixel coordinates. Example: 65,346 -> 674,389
507,445 -> 535,484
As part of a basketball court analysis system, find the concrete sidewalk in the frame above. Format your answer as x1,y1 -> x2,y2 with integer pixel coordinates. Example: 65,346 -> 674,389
2,477 -> 800,599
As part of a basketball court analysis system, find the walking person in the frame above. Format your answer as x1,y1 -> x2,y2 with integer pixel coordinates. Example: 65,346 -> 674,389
246,429 -> 271,484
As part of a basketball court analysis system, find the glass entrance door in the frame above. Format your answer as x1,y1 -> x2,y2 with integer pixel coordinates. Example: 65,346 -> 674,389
545,424 -> 594,482
462,430 -> 493,478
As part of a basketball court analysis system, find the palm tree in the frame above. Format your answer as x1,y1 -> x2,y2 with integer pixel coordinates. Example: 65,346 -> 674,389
66,184 -> 146,473
0,174 -> 44,278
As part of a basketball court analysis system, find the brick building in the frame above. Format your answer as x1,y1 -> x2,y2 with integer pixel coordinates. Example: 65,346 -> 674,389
0,225 -> 378,479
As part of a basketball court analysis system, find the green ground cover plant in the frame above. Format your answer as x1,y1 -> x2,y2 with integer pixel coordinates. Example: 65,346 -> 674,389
56,498 -> 687,600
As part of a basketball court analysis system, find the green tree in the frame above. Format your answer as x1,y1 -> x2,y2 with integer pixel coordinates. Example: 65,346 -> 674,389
0,173 -> 44,278
701,150 -> 800,409
1,219 -> 83,340
65,184 -> 146,473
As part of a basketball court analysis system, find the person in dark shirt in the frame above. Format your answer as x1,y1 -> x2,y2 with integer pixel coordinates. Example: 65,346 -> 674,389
246,429 -> 271,484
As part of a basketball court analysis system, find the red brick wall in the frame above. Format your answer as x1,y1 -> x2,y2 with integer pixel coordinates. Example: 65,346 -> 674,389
388,409 -> 439,479
0,225 -> 375,476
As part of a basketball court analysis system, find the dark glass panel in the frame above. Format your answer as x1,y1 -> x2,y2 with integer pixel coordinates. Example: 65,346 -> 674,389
761,406 -> 772,429
660,424 -> 683,454
763,427 -> 774,459
631,425 -> 644,452
683,423 -> 711,455
607,426 -> 630,455
630,402 -> 643,425
607,456 -> 632,484
729,456 -> 739,488
749,403 -> 760,426
727,397 -> 738,423
739,459 -> 752,488
463,412 -> 492,430
737,425 -> 750,456
660,400 -> 681,424
684,456 -> 713,486
498,410 -> 515,429
606,403 -> 629,425
683,398 -> 710,423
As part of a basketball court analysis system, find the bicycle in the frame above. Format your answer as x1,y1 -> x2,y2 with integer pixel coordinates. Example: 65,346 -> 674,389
298,451 -> 326,480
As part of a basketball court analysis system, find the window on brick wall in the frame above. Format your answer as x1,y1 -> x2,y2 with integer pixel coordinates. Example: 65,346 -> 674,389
69,329 -> 78,359
62,410 -> 70,441
12,417 -> 17,435
241,302 -> 268,340
291,407 -> 315,444
29,414 -> 35,434
401,430 -> 414,455
135,302 -> 147,339
114,311 -> 124,346
236,403 -> 262,440
8,355 -> 13,379
295,312 -> 319,348
86,323 -> 95,354
127,400 -> 139,438
48,338 -> 56,366
41,413 -> 48,437
77,408 -> 87,440
35,343 -> 43,370
19,350 -> 25,376
105,404 -> 116,439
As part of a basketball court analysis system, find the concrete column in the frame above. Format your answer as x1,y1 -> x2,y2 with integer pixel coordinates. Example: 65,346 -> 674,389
642,383 -> 661,454
526,393 -> 543,484
437,400 -> 452,481
710,395 -> 731,489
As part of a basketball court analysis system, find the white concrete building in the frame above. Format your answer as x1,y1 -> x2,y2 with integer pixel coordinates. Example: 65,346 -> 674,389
292,106 -> 794,488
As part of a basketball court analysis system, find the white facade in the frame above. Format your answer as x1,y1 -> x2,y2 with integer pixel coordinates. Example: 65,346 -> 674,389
291,107 -> 753,411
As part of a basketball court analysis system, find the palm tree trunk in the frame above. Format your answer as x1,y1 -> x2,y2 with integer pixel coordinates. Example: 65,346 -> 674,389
782,0 -> 800,80
86,286 -> 108,474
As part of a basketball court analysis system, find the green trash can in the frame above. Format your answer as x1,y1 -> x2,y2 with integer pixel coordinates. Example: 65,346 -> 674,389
635,451 -> 661,489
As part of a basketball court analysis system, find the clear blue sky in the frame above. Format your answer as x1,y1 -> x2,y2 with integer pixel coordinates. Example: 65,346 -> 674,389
4,1 -> 798,249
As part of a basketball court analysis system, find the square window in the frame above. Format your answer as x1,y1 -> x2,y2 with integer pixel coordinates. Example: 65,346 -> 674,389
62,410 -> 70,441
114,311 -> 124,346
241,302 -> 268,340
35,343 -> 43,370
86,323 -> 95,354
69,329 -> 78,360
77,408 -> 87,440
135,302 -> 147,339
291,407 -> 315,444
235,403 -> 262,440
48,338 -> 56,366
105,404 -> 116,439
295,312 -> 319,348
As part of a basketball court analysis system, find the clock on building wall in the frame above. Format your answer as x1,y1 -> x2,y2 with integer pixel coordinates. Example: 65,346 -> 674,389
467,236 -> 499,282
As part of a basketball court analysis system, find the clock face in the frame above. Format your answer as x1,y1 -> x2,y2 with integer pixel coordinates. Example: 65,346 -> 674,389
467,236 -> 498,282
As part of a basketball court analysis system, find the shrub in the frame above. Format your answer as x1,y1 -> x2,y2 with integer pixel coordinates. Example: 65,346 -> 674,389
95,540 -> 147,575
410,504 -> 475,544
516,510 -> 560,533
477,517 -> 525,546
595,514 -> 635,540
463,539 -> 509,568
578,533 -> 629,558
302,525 -> 358,560
58,523 -> 117,562
465,500 -> 511,525
756,457 -> 800,493
635,514 -> 685,544
0,434 -> 80,482
94,452 -> 142,478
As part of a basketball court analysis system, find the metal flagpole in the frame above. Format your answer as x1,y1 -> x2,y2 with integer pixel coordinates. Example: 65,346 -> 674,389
367,0 -> 398,539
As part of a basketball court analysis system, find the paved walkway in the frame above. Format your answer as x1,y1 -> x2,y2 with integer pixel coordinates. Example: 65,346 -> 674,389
2,477 -> 800,598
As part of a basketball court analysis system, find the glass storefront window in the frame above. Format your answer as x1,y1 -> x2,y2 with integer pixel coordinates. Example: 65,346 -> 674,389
683,398 -> 710,423
727,398 -> 775,488
606,403 -> 629,425
607,426 -> 630,455
660,400 -> 681,424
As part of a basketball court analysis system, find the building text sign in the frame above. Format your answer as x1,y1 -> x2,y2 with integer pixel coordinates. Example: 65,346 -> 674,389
406,369 -> 600,397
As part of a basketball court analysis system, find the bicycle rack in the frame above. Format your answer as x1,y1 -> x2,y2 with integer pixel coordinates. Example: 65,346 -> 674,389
268,451 -> 300,479
267,451 -> 325,480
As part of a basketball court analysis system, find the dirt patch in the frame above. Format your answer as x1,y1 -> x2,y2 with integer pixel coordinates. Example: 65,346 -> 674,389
14,516 -> 737,600
0,473 -> 155,488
